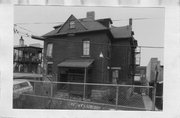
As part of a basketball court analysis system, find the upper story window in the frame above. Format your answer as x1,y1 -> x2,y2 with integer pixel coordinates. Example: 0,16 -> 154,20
83,40 -> 90,56
69,20 -> 75,29
46,43 -> 53,57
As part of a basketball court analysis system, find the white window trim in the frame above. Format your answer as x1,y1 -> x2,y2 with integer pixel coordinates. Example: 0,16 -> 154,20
46,43 -> 53,57
83,40 -> 90,56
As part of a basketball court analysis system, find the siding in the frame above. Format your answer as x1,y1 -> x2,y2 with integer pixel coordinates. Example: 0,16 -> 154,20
111,39 -> 132,84
45,31 -> 110,83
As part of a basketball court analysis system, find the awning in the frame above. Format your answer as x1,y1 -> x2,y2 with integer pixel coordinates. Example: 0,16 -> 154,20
58,59 -> 94,68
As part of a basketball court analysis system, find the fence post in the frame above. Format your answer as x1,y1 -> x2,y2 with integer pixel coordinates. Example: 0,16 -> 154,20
115,85 -> 119,110
152,86 -> 156,111
152,66 -> 159,111
83,68 -> 87,101
50,81 -> 53,97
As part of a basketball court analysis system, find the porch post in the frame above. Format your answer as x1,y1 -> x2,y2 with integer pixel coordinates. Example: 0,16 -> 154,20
83,67 -> 87,100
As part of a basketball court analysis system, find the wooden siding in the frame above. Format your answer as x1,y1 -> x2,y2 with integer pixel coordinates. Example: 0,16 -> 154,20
45,31 -> 110,83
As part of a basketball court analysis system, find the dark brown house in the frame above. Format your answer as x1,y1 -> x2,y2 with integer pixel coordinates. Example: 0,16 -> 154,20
33,11 -> 137,96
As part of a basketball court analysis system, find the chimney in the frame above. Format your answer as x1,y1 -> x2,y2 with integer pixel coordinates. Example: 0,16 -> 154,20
19,36 -> 24,47
129,18 -> 132,27
86,11 -> 95,20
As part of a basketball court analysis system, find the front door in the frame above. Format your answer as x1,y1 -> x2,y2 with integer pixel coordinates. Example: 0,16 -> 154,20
58,68 -> 85,94
68,68 -> 84,95
112,69 -> 119,84
58,68 -> 68,90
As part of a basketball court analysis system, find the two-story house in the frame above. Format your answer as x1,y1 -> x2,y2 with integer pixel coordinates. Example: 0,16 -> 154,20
14,36 -> 43,74
33,11 -> 137,96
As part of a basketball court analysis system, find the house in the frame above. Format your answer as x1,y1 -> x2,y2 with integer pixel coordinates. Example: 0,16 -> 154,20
146,58 -> 163,109
32,11 -> 138,96
13,36 -> 43,74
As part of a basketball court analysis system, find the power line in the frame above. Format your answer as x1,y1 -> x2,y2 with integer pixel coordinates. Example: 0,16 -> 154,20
14,27 -> 32,38
14,25 -> 164,48
14,17 -> 162,25
139,46 -> 164,48
14,24 -> 38,35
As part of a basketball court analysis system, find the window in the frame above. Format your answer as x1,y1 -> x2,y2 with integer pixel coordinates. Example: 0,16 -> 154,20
69,21 -> 75,29
46,43 -> 53,57
47,64 -> 53,75
112,70 -> 119,84
83,40 -> 90,56
112,70 -> 119,78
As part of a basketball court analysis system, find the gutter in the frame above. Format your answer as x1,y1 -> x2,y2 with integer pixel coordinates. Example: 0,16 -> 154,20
43,28 -> 109,38
31,35 -> 45,41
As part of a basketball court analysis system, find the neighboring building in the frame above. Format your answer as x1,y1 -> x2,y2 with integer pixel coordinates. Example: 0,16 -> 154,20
33,11 -> 138,96
13,37 -> 43,74
146,58 -> 163,110
146,58 -> 163,83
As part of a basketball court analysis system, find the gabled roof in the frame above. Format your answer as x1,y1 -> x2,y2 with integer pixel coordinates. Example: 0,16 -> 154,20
42,15 -> 107,37
40,14 -> 133,39
110,25 -> 132,38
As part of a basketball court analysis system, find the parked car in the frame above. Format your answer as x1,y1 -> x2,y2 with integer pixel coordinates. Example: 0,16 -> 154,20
13,79 -> 33,99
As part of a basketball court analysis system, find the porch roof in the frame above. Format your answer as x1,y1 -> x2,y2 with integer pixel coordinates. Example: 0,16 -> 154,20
58,59 -> 94,68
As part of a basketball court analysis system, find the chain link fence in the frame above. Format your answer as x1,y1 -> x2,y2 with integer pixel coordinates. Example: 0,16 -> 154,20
13,79 -> 155,110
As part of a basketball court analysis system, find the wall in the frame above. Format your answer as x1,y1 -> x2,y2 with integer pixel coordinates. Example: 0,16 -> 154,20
44,30 -> 110,84
111,38 -> 132,84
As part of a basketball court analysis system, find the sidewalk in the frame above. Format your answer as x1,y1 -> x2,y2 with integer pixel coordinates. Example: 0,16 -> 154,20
142,95 -> 153,110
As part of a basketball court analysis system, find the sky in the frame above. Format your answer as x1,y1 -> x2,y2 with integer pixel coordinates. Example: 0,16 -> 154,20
14,6 -> 164,66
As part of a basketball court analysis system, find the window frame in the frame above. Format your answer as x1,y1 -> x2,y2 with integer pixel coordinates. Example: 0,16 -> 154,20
46,43 -> 53,58
69,20 -> 75,29
82,40 -> 90,56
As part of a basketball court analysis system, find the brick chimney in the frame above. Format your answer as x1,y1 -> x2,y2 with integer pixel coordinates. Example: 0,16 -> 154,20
86,11 -> 95,20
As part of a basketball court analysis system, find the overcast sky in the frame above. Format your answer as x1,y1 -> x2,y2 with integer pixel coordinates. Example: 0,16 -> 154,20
14,6 -> 164,66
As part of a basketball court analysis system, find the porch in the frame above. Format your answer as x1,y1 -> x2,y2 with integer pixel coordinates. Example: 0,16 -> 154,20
57,59 -> 94,98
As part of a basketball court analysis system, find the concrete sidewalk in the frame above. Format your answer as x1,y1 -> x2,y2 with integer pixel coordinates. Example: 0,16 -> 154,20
142,95 -> 154,110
